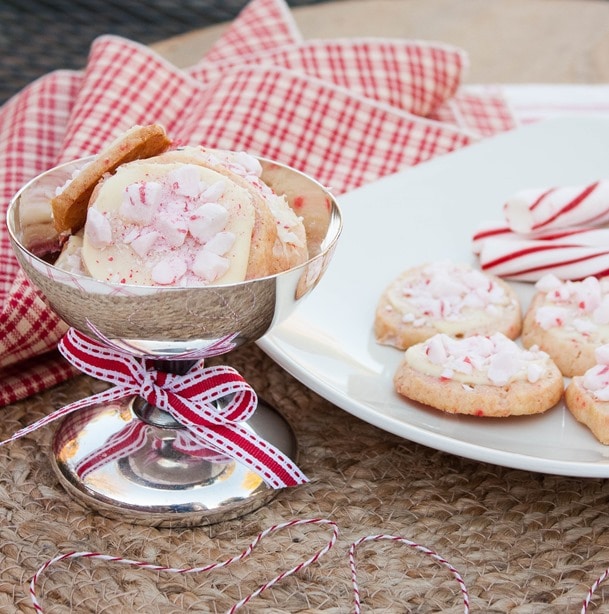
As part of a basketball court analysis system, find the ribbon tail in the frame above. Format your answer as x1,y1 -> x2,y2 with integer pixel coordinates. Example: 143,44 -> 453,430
162,396 -> 308,489
0,386 -> 136,448
203,421 -> 309,489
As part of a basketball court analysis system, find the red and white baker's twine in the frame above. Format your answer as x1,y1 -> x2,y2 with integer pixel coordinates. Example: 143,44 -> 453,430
349,534 -> 470,613
27,518 -> 473,613
582,568 -> 609,614
24,516 -> 609,612
0,328 -> 307,489
29,518 -> 339,614
2,334 -> 607,613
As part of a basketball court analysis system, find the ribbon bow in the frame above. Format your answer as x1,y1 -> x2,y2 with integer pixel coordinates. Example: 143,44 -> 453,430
2,329 -> 307,489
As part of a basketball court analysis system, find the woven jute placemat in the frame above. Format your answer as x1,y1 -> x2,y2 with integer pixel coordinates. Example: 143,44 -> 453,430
2,344 -> 609,613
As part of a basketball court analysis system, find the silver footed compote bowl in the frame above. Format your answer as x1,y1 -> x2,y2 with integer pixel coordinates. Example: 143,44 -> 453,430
7,156 -> 342,527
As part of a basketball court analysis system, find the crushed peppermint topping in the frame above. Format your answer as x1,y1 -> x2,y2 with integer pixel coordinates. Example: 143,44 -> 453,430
412,332 -> 551,386
84,164 -> 237,286
197,149 -> 305,247
582,344 -> 609,401
85,207 -> 113,249
534,274 -> 609,332
391,261 -> 511,328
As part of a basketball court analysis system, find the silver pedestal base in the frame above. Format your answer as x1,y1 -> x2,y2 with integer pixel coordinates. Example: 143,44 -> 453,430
51,397 -> 297,527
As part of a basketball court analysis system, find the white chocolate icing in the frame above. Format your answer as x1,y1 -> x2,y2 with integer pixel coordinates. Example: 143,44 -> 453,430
385,261 -> 516,333
405,332 -> 552,386
533,274 -> 609,341
81,161 -> 255,286
54,233 -> 85,275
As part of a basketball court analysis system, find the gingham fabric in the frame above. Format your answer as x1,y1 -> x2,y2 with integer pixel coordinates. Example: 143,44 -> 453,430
0,0 -> 517,406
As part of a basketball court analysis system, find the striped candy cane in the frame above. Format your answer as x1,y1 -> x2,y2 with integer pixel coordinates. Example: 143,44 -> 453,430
478,238 -> 609,282
29,518 -> 339,614
472,222 -> 609,255
348,534 -> 470,614
503,181 -> 609,233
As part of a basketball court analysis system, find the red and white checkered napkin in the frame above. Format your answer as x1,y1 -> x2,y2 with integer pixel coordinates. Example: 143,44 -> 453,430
0,0 -> 516,406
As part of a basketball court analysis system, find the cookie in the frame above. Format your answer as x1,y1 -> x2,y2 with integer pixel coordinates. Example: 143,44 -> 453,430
521,274 -> 609,377
151,146 -> 309,279
375,261 -> 522,350
394,332 -> 564,417
51,123 -> 172,234
565,345 -> 609,444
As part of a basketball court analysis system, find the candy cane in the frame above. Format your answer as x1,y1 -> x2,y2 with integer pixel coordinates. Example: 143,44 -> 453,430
29,518 -> 339,614
478,238 -> 609,282
503,181 -> 609,233
472,222 -> 609,255
472,221 -> 513,254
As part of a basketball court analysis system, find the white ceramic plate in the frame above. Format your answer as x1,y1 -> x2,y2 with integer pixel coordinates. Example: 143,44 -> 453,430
259,117 -> 609,477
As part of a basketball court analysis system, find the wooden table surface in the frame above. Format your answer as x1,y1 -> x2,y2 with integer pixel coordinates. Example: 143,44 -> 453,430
153,0 -> 609,84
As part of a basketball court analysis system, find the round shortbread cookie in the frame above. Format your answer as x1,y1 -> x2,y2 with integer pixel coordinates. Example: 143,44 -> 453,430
565,344 -> 609,444
565,379 -> 609,444
521,274 -> 609,377
51,124 -> 172,234
394,332 -> 564,417
375,261 -> 522,350
153,147 -> 309,279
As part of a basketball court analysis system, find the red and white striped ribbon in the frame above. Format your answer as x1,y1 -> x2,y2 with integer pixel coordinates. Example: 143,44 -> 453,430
0,328 -> 307,489
171,429 -> 232,461
29,517 -> 339,614
348,534 -> 470,614
74,419 -> 149,479
72,412 -> 231,479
